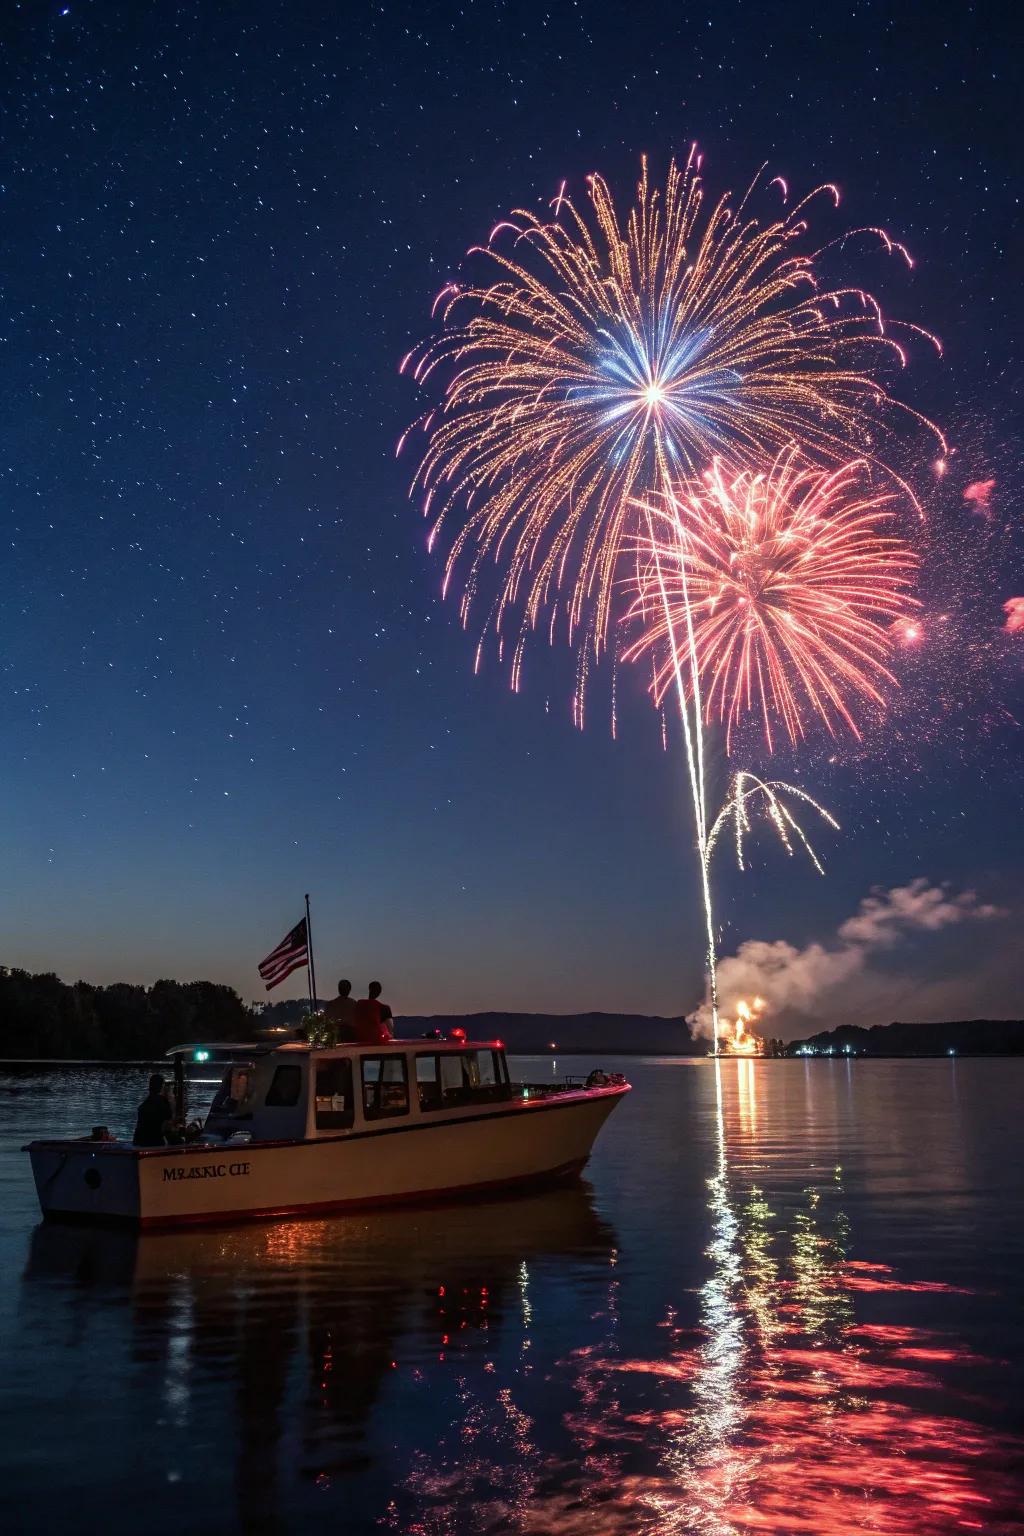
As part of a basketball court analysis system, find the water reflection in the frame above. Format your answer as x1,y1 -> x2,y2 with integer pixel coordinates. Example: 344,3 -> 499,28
551,1060 -> 1023,1536
24,1186 -> 617,1534
11,1061 -> 1024,1535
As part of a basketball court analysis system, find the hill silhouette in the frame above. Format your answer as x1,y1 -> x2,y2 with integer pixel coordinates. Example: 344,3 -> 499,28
395,1011 -> 702,1055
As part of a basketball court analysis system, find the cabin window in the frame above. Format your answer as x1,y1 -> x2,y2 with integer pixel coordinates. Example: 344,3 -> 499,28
208,1069 -> 256,1118
464,1049 -> 509,1101
210,1068 -> 232,1113
265,1064 -> 303,1108
229,1066 -> 254,1109
361,1055 -> 409,1120
416,1053 -> 443,1112
473,1050 -> 499,1089
418,1050 -> 511,1110
210,1064 -> 254,1116
315,1059 -> 354,1130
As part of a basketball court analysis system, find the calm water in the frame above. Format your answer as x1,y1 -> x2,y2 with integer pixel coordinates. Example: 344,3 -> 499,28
1,1056 -> 1022,1535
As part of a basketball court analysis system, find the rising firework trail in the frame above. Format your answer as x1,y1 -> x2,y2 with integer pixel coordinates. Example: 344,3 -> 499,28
644,507 -> 722,1042
401,150 -> 942,717
705,773 -> 837,1050
642,530 -> 842,1052
634,469 -> 872,1047
626,448 -> 919,749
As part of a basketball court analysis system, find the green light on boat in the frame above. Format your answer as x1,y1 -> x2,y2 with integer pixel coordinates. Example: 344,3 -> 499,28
194,1049 -> 210,1063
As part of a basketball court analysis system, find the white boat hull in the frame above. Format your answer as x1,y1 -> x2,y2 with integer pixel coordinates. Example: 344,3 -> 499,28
28,1086 -> 626,1228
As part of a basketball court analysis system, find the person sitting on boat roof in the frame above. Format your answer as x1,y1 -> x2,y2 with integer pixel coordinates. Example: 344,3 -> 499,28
323,978 -> 358,1041
369,980 -> 394,1037
353,984 -> 393,1044
133,1073 -> 175,1147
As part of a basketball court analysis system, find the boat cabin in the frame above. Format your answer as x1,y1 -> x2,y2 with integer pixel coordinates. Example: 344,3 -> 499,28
202,1040 -> 514,1144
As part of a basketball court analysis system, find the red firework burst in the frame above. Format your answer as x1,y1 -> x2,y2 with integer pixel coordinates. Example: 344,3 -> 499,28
626,448 -> 918,748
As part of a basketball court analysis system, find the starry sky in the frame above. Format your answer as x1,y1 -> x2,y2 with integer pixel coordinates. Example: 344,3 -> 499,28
3,0 -> 1022,1030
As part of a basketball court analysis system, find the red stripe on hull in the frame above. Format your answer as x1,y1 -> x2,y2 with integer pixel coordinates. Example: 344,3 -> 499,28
45,1157 -> 590,1230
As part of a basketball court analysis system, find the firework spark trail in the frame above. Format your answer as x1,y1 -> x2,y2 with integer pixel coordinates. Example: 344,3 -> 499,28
402,152 -> 942,717
626,447 -> 918,749
706,771 -> 841,878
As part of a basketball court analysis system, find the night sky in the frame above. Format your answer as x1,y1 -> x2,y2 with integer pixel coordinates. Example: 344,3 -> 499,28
3,1 -> 1021,1031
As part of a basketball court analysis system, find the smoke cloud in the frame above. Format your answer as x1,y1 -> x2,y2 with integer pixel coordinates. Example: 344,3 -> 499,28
695,879 -> 1004,1039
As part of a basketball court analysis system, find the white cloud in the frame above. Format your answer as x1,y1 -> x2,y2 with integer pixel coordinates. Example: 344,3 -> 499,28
696,878 -> 1005,1039
836,880 -> 1001,946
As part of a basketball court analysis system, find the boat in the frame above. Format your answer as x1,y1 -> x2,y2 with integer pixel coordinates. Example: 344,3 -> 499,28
25,1036 -> 629,1227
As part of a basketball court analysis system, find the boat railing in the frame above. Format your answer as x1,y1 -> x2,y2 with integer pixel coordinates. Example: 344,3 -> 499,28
516,1070 -> 627,1099
516,1077 -> 590,1099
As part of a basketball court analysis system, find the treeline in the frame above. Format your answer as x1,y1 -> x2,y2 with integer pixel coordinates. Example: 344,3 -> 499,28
791,1018 -> 1024,1056
0,968 -> 250,1060
255,998 -> 317,1031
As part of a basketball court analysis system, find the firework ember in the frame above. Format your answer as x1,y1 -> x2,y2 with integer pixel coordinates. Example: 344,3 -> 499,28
963,478 -> 996,517
1003,597 -> 1024,634
402,151 -> 941,710
627,448 -> 919,749
891,616 -> 924,645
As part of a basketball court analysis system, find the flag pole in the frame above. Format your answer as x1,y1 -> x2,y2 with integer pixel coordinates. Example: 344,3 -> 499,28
305,892 -> 318,1014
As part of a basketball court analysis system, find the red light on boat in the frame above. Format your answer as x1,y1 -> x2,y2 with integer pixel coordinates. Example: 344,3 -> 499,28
450,1027 -> 466,1041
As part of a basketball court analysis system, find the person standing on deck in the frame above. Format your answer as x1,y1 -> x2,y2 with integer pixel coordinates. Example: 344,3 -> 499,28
353,986 -> 391,1043
368,981 -> 393,1038
322,979 -> 357,1041
133,1073 -> 175,1147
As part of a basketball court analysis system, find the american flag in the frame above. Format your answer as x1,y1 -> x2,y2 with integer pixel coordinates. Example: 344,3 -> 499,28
258,917 -> 309,990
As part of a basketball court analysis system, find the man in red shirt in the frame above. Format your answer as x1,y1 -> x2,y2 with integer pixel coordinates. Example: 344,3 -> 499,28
368,980 -> 393,1037
353,986 -> 391,1043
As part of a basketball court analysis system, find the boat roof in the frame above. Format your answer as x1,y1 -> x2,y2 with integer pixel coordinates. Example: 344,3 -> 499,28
273,1038 -> 507,1054
165,1041 -> 276,1058
166,1037 -> 506,1060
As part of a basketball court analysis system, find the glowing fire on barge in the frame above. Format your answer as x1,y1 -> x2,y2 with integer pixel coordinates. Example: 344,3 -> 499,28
718,996 -> 767,1055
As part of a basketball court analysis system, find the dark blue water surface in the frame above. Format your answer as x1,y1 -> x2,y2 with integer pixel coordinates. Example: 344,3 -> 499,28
2,1056 -> 1022,1535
